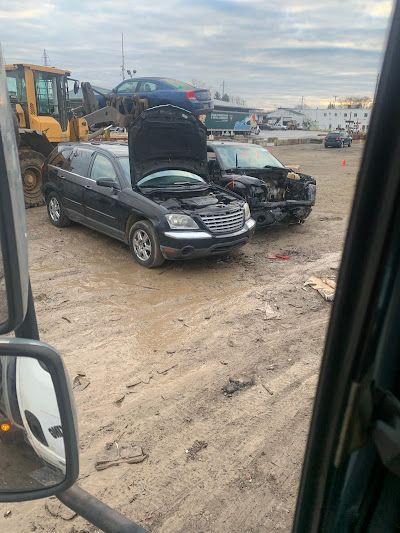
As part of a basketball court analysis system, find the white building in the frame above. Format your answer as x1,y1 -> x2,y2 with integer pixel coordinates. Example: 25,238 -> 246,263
265,106 -> 372,132
303,107 -> 372,131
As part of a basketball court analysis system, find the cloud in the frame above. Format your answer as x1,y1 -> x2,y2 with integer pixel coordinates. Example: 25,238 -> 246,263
1,0 -> 392,108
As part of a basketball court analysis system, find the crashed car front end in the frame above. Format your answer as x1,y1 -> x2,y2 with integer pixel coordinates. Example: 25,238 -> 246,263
209,143 -> 316,227
137,181 -> 255,260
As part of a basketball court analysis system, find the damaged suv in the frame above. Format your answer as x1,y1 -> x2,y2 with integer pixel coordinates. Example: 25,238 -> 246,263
42,106 -> 255,268
207,142 -> 316,227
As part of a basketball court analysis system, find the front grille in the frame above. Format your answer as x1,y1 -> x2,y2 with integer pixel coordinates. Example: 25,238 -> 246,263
200,209 -> 244,234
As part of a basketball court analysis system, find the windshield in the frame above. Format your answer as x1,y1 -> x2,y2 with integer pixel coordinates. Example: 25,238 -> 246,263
215,144 -> 284,170
137,170 -> 206,188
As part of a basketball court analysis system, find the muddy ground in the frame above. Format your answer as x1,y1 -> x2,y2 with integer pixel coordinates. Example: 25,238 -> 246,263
1,142 -> 363,532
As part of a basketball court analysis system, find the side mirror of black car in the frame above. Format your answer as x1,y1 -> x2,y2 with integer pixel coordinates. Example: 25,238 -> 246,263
96,177 -> 119,189
0,338 -> 79,502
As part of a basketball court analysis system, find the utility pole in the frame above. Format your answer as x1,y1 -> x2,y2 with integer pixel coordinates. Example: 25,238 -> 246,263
121,33 -> 125,80
333,95 -> 338,108
42,49 -> 50,66
301,96 -> 304,110
222,80 -> 225,96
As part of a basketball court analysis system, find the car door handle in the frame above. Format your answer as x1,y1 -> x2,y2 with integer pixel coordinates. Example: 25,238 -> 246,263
85,184 -> 91,189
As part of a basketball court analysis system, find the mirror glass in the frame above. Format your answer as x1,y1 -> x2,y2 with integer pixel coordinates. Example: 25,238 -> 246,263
0,355 -> 66,492
0,245 -> 8,327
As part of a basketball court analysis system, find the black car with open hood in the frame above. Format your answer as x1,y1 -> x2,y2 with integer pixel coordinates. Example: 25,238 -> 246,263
43,105 -> 255,268
207,141 -> 316,227
128,105 -> 209,184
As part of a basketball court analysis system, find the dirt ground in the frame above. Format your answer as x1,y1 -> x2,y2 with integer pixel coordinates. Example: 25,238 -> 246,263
1,142 -> 363,532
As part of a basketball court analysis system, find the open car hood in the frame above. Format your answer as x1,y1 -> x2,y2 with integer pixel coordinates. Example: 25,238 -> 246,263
128,105 -> 208,184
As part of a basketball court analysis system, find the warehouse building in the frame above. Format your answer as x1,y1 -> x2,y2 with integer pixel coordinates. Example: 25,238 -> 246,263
265,106 -> 372,131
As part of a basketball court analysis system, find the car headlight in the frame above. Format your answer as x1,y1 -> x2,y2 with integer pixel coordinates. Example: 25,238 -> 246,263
243,202 -> 251,221
165,214 -> 199,229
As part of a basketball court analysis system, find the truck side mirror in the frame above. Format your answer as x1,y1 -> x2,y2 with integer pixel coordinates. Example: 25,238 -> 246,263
0,50 -> 29,334
0,338 -> 79,502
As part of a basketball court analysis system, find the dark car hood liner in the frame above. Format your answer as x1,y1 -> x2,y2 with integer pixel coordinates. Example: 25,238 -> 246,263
128,105 -> 208,184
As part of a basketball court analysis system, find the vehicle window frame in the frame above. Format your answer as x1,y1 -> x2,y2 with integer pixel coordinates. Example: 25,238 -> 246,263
68,147 -> 93,178
88,152 -> 121,188
116,156 -> 132,187
115,80 -> 139,94
138,81 -> 159,92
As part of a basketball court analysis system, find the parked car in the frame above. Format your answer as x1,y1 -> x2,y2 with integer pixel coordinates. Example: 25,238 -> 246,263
42,106 -> 255,268
207,141 -> 316,227
110,77 -> 213,115
324,131 -> 352,148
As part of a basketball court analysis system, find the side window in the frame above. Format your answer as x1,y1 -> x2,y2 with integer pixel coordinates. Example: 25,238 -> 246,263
50,147 -> 72,169
90,154 -> 118,181
70,149 -> 92,176
116,80 -> 139,94
34,71 -> 61,116
139,81 -> 158,92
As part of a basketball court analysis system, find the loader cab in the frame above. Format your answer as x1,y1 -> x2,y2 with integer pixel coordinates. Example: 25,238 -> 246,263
6,63 -> 70,140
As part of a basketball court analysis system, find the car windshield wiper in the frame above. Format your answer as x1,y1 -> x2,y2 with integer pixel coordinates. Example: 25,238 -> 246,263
170,182 -> 205,187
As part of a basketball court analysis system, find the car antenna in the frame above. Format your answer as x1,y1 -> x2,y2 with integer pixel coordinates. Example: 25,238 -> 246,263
235,152 -> 238,169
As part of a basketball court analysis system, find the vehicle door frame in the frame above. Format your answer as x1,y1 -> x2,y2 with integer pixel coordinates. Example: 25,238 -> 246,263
82,151 -> 125,241
293,2 -> 400,531
56,146 -> 92,222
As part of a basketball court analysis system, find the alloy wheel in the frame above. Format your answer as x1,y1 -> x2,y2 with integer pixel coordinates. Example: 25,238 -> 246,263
133,229 -> 152,262
49,196 -> 61,222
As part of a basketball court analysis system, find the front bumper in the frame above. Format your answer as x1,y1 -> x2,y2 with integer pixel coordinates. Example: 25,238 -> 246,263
159,218 -> 255,259
250,183 -> 316,226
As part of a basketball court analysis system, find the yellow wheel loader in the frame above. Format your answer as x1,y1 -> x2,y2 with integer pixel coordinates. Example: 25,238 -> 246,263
6,63 -> 147,207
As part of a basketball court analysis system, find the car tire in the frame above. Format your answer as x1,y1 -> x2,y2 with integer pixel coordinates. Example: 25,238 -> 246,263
129,220 -> 165,268
348,140 -> 352,147
324,144 -> 328,148
19,149 -> 46,207
46,191 -> 71,227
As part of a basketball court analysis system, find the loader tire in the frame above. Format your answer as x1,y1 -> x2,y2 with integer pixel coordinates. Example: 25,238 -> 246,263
19,149 -> 45,208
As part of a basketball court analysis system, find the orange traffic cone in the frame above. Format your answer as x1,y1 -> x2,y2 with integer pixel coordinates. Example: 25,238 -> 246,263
341,159 -> 347,166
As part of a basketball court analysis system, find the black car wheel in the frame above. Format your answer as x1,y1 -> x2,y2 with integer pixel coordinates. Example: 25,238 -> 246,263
129,220 -> 165,268
46,191 -> 71,227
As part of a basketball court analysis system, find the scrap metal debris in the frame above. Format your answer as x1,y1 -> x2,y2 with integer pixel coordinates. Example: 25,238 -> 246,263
185,440 -> 208,461
304,276 -> 336,302
95,442 -> 147,471
264,304 -> 282,320
268,254 -> 290,260
72,374 -> 90,391
223,375 -> 255,396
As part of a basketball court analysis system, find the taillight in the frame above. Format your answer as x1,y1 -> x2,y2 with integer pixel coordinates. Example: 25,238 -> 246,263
336,137 -> 341,141
186,90 -> 197,101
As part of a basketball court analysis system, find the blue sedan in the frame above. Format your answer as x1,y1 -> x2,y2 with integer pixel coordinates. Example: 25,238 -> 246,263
111,77 -> 213,115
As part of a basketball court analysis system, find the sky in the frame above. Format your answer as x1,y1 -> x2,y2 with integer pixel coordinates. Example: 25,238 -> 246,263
0,0 -> 393,110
